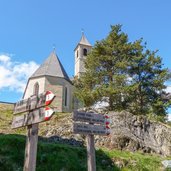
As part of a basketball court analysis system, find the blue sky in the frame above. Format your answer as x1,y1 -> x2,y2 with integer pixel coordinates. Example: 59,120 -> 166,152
0,0 -> 171,107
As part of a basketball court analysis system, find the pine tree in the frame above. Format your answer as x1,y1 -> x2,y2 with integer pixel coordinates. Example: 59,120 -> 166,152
127,40 -> 171,116
74,25 -> 171,117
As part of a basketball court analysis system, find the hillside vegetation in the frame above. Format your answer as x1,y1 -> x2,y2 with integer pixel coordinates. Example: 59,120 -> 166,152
0,103 -> 26,135
0,103 -> 170,171
0,134 -> 169,171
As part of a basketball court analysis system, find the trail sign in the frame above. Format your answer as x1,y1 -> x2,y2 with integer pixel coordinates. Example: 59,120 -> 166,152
73,111 -> 109,125
73,123 -> 110,135
13,91 -> 55,114
12,107 -> 54,129
72,111 -> 110,171
12,90 -> 56,171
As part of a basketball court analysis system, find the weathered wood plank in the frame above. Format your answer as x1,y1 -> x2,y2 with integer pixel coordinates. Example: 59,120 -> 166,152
12,107 -> 54,129
87,134 -> 96,171
24,124 -> 39,171
13,91 -> 55,114
73,111 -> 106,125
73,123 -> 109,135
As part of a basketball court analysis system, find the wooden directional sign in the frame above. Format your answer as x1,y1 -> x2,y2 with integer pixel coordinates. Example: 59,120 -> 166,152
73,111 -> 108,125
12,90 -> 56,171
72,111 -> 111,171
13,91 -> 55,114
12,107 -> 54,129
73,123 -> 110,135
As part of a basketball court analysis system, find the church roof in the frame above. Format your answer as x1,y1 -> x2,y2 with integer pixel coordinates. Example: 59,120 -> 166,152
74,33 -> 92,50
79,33 -> 91,46
30,51 -> 71,82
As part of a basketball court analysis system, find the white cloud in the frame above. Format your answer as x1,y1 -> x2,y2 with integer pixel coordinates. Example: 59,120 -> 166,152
166,86 -> 171,93
168,114 -> 171,121
0,55 -> 10,63
0,54 -> 39,93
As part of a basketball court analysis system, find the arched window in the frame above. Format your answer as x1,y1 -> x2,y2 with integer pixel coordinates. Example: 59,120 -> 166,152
64,87 -> 68,106
33,82 -> 39,95
77,50 -> 78,58
83,48 -> 87,56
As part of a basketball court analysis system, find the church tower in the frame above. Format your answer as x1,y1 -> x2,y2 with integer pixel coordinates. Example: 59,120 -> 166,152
74,33 -> 92,78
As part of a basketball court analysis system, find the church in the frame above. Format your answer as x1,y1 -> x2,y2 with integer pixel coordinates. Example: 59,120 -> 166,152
23,33 -> 92,112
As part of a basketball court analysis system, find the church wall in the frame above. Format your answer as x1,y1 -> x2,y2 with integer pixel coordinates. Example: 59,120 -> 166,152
45,76 -> 73,113
45,76 -> 63,112
62,81 -> 73,113
23,77 -> 45,99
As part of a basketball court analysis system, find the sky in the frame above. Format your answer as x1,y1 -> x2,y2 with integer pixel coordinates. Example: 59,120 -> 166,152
0,1 -> 171,113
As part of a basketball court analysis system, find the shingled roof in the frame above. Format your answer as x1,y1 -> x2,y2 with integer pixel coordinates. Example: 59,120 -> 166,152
30,51 -> 71,82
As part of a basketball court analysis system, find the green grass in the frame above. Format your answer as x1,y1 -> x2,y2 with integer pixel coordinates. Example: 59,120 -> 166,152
0,104 -> 26,135
103,148 -> 164,171
0,134 -> 169,171
0,104 -> 170,171
0,134 -> 118,171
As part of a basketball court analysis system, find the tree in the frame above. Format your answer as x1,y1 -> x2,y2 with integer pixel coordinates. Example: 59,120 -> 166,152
74,25 -> 171,117
127,41 -> 171,116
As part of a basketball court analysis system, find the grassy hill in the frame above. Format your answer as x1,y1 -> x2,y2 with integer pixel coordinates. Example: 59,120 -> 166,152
0,134 -> 169,171
0,103 -> 170,171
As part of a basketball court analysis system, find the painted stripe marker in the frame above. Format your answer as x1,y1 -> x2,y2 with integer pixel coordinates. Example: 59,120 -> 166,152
45,91 -> 55,105
44,107 -> 54,121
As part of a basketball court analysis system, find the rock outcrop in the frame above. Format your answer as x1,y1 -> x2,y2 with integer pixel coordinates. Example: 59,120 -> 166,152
40,111 -> 171,156
95,111 -> 171,156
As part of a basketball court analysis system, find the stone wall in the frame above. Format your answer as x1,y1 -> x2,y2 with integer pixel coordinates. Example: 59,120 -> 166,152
45,76 -> 73,112
45,77 -> 63,112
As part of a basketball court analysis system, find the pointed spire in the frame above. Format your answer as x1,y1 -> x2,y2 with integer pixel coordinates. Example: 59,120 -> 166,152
79,31 -> 91,46
52,44 -> 56,53
75,31 -> 92,50
81,28 -> 84,35
30,51 -> 71,82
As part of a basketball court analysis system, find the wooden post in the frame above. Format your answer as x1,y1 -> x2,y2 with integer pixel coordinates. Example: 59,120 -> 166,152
24,123 -> 39,171
87,134 -> 96,171
12,90 -> 55,171
73,111 -> 110,171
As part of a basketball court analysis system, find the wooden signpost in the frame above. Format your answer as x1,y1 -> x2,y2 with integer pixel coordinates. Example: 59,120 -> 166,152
73,111 -> 110,171
73,123 -> 110,135
12,91 -> 55,171
13,91 -> 54,115
12,107 -> 54,129
73,111 -> 109,125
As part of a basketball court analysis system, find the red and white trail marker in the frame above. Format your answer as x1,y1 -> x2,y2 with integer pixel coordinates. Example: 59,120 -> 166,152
73,111 -> 111,136
13,91 -> 55,114
105,115 -> 110,126
45,91 -> 55,106
12,90 -> 56,171
44,107 -> 54,121
105,115 -> 110,135
12,107 -> 55,129
72,111 -> 111,171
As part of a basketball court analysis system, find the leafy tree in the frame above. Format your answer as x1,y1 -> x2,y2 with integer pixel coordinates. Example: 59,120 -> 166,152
74,25 -> 171,116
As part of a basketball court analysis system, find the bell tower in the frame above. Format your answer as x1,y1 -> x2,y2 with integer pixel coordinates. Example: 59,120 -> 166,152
74,33 -> 92,78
